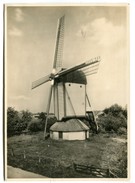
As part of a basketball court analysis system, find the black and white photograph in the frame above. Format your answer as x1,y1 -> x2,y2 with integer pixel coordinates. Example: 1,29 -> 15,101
4,4 -> 129,179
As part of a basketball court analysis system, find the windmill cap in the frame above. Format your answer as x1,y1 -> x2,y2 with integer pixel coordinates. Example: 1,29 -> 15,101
56,70 -> 87,84
50,119 -> 89,132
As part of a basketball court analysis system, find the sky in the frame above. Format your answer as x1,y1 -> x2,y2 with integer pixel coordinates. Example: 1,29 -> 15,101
5,5 -> 129,113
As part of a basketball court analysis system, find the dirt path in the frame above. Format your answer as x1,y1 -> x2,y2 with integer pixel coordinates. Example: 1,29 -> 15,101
111,137 -> 127,143
7,166 -> 48,179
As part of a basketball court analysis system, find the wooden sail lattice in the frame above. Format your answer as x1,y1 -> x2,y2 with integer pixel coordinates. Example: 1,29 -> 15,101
53,16 -> 65,70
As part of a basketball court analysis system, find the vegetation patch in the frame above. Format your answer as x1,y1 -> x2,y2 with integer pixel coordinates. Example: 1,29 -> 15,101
7,132 -> 127,178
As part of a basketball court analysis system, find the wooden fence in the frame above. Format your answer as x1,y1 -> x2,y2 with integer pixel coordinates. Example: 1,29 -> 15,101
73,163 -> 118,178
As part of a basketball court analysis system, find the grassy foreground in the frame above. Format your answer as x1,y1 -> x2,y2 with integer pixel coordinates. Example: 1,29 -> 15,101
7,132 -> 127,178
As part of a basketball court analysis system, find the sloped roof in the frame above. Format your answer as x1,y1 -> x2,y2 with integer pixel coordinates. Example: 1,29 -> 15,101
50,119 -> 89,132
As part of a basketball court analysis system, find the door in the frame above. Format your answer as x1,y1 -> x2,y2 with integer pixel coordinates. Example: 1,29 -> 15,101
59,131 -> 63,139
85,131 -> 87,139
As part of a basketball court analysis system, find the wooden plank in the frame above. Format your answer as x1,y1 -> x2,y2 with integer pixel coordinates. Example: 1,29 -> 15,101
63,83 -> 66,117
73,163 -> 110,178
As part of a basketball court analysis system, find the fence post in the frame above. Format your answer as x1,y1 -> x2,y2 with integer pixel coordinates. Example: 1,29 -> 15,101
73,163 -> 76,170
107,168 -> 110,178
11,148 -> 14,156
23,150 -> 26,159
38,154 -> 41,163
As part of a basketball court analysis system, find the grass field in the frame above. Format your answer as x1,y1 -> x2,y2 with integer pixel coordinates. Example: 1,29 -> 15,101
7,132 -> 127,178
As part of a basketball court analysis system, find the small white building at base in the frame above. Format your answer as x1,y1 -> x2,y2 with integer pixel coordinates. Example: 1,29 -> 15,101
50,119 -> 89,140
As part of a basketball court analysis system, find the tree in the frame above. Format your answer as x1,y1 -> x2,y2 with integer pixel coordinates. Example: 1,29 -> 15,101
37,112 -> 46,130
46,117 -> 57,132
38,112 -> 57,132
38,112 -> 46,121
7,107 -> 28,136
122,105 -> 127,119
104,104 -> 123,117
21,110 -> 32,124
7,107 -> 20,136
99,104 -> 127,134
7,107 -> 18,121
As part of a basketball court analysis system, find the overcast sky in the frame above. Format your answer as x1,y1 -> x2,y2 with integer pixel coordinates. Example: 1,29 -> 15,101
6,5 -> 128,112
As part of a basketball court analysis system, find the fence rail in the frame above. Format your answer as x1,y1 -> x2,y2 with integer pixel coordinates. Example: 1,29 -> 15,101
73,163 -> 118,178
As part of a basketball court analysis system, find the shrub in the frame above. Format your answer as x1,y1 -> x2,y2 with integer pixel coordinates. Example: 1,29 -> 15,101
28,120 -> 42,132
98,104 -> 127,134
28,116 -> 57,133
117,127 -> 127,135
46,117 -> 57,132
39,117 -> 57,132
99,114 -> 127,134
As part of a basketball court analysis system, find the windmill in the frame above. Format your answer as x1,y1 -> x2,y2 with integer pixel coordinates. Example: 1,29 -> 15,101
32,16 -> 100,140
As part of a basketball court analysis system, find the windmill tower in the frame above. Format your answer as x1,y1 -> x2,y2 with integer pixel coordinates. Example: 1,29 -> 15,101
32,16 -> 100,140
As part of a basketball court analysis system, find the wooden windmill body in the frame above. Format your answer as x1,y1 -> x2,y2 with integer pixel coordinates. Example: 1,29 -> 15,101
53,70 -> 87,120
32,16 -> 100,140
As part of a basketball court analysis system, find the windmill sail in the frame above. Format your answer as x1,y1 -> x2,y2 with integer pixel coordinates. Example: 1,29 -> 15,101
52,15 -> 65,120
53,15 -> 65,71
56,57 -> 100,78
32,74 -> 51,89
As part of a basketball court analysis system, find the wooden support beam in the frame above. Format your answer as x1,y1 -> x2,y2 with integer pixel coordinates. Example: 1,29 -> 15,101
63,83 -> 66,117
